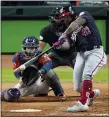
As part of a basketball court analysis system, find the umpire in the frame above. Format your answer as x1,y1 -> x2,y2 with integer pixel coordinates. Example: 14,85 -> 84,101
39,7 -> 77,69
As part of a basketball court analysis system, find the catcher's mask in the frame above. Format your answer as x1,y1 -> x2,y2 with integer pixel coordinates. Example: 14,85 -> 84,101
49,7 -> 67,32
58,6 -> 76,27
22,36 -> 39,59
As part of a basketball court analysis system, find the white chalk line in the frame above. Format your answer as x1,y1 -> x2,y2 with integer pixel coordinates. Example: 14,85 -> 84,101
91,113 -> 109,116
10,109 -> 42,112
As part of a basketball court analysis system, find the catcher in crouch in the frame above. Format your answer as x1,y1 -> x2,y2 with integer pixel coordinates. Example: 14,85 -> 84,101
1,36 -> 66,102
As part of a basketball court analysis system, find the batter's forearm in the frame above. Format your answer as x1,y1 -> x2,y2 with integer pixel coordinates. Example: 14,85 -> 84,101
63,17 -> 86,35
63,21 -> 79,35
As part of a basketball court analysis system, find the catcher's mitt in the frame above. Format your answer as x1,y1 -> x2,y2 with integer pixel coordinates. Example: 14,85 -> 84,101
22,66 -> 41,86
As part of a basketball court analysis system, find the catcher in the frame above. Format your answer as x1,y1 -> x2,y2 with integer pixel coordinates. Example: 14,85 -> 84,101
1,36 -> 66,102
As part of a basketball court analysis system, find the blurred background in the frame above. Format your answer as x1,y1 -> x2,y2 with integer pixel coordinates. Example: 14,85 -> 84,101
1,0 -> 109,54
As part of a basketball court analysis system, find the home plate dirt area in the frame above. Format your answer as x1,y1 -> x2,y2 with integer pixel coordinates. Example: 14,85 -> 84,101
1,55 -> 109,116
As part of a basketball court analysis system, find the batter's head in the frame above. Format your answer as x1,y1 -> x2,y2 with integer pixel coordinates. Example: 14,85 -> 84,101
22,36 -> 39,59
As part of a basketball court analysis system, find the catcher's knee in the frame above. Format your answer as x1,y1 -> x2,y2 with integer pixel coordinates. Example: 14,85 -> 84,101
1,88 -> 20,102
46,70 -> 64,96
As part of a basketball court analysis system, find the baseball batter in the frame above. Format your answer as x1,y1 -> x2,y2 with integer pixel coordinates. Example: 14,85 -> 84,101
1,36 -> 65,102
53,6 -> 107,112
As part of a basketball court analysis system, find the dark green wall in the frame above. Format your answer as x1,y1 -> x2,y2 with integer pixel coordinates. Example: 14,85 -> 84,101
2,6 -> 108,18
1,20 -> 106,53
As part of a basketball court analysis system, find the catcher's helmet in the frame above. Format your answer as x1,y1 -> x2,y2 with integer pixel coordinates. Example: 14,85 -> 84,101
49,7 -> 67,32
22,36 -> 39,59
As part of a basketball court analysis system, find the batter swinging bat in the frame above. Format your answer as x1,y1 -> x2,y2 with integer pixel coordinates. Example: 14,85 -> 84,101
14,46 -> 53,74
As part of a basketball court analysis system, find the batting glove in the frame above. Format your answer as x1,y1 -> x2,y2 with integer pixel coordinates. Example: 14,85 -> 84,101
53,41 -> 61,49
58,34 -> 67,42
53,35 -> 67,49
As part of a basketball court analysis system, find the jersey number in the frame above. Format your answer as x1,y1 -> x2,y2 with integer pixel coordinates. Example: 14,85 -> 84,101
82,26 -> 91,36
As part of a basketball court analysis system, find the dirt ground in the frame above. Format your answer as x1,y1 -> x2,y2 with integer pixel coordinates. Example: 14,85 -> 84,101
1,55 -> 109,116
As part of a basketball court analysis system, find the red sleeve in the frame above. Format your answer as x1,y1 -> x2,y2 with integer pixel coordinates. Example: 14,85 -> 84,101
12,53 -> 21,70
39,54 -> 51,65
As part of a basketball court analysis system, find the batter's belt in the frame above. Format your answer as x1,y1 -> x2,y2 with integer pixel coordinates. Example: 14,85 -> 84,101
78,45 -> 102,52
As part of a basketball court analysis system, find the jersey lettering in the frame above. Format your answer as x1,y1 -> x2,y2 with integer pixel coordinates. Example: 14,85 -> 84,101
71,26 -> 82,41
82,26 -> 91,36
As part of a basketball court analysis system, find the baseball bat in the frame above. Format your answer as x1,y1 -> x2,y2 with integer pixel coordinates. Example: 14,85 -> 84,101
14,46 -> 53,74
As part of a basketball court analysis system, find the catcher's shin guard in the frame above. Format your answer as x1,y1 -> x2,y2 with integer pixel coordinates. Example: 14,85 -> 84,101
46,70 -> 64,96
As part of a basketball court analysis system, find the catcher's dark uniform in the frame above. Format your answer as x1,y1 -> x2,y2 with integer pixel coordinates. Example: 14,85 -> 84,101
40,24 -> 77,68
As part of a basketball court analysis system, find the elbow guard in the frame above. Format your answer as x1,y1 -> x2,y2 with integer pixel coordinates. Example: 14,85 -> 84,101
41,61 -> 52,74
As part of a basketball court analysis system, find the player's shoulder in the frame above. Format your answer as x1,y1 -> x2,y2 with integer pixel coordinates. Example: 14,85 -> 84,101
12,52 -> 24,62
79,11 -> 91,17
40,24 -> 54,41
14,52 -> 23,57
79,11 -> 94,23
40,24 -> 53,34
